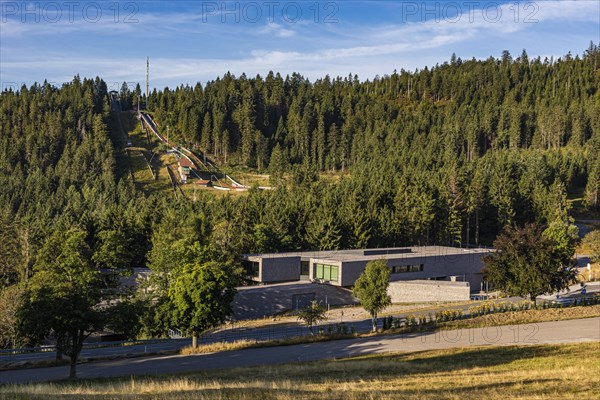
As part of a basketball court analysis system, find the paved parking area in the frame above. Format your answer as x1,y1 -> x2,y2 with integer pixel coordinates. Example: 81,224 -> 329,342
232,282 -> 357,320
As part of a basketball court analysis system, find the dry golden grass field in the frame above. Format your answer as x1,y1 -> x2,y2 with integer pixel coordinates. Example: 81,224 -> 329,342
1,342 -> 598,400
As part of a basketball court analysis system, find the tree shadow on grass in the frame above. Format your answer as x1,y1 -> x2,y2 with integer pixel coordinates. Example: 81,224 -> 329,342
3,344 -> 588,400
335,343 -> 573,377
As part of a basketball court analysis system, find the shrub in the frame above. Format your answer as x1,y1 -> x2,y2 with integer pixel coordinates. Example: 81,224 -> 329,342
435,309 -> 463,322
335,323 -> 349,335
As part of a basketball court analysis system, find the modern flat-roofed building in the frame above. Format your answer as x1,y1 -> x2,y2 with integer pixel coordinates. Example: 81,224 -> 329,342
241,246 -> 493,292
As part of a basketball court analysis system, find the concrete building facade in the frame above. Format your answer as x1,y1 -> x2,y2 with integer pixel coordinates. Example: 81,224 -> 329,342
242,246 -> 492,292
243,254 -> 302,283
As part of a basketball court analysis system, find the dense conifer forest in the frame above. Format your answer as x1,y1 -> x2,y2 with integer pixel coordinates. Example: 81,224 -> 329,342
1,44 -> 599,342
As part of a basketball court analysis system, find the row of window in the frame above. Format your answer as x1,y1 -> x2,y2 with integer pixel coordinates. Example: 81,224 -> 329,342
391,264 -> 424,274
314,263 -> 339,282
246,260 -> 424,281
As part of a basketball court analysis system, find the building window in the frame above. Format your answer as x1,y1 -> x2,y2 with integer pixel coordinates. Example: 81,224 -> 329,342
391,264 -> 424,273
314,263 -> 339,282
330,266 -> 338,282
409,264 -> 424,272
427,276 -> 447,281
323,264 -> 331,281
316,263 -> 324,279
301,260 -> 310,276
243,260 -> 259,278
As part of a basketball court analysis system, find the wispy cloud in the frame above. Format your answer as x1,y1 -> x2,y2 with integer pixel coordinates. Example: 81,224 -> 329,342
258,22 -> 296,38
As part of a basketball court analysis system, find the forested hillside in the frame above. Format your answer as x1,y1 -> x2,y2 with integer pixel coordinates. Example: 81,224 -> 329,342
0,77 -> 154,289
137,45 -> 600,247
145,47 -> 599,172
1,45 -> 599,342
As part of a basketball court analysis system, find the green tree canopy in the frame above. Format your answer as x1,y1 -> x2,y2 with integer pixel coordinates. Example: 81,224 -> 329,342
297,300 -> 327,335
483,223 -> 578,305
353,259 -> 391,331
169,260 -> 241,347
19,225 -> 106,378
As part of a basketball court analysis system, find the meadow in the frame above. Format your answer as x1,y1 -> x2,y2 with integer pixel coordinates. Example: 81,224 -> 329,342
1,342 -> 598,400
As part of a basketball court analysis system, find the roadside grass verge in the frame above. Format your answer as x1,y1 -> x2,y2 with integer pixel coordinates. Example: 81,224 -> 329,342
1,342 -> 598,399
180,333 -> 357,355
435,304 -> 600,331
179,339 -> 261,355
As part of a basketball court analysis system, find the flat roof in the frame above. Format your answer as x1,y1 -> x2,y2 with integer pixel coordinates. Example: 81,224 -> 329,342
243,246 -> 493,262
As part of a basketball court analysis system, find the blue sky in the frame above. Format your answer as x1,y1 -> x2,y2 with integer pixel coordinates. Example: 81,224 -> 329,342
1,1 -> 599,91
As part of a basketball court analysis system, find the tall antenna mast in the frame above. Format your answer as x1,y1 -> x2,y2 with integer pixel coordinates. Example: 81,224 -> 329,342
146,57 -> 149,109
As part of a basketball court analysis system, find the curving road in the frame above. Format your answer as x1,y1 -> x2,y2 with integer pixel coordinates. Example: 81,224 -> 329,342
1,317 -> 598,384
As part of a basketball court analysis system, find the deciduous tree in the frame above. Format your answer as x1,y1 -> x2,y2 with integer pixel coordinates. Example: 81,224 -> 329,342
297,300 -> 327,335
353,259 -> 391,331
483,223 -> 577,306
19,225 -> 107,378
169,260 -> 241,348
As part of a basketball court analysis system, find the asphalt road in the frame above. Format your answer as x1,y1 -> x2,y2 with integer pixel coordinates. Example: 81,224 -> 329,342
1,317 -> 598,384
0,339 -> 192,363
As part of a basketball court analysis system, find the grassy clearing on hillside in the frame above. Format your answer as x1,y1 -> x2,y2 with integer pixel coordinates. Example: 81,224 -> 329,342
108,111 -> 175,195
567,185 -> 600,219
226,170 -> 271,187
2,342 -> 598,399
130,151 -> 154,181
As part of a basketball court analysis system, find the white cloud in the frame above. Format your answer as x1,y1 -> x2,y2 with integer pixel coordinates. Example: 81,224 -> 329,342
1,0 -> 598,88
0,8 -> 223,38
258,22 -> 296,38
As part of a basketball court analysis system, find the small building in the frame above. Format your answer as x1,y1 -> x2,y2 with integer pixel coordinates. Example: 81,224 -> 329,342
177,158 -> 193,183
241,246 -> 493,292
